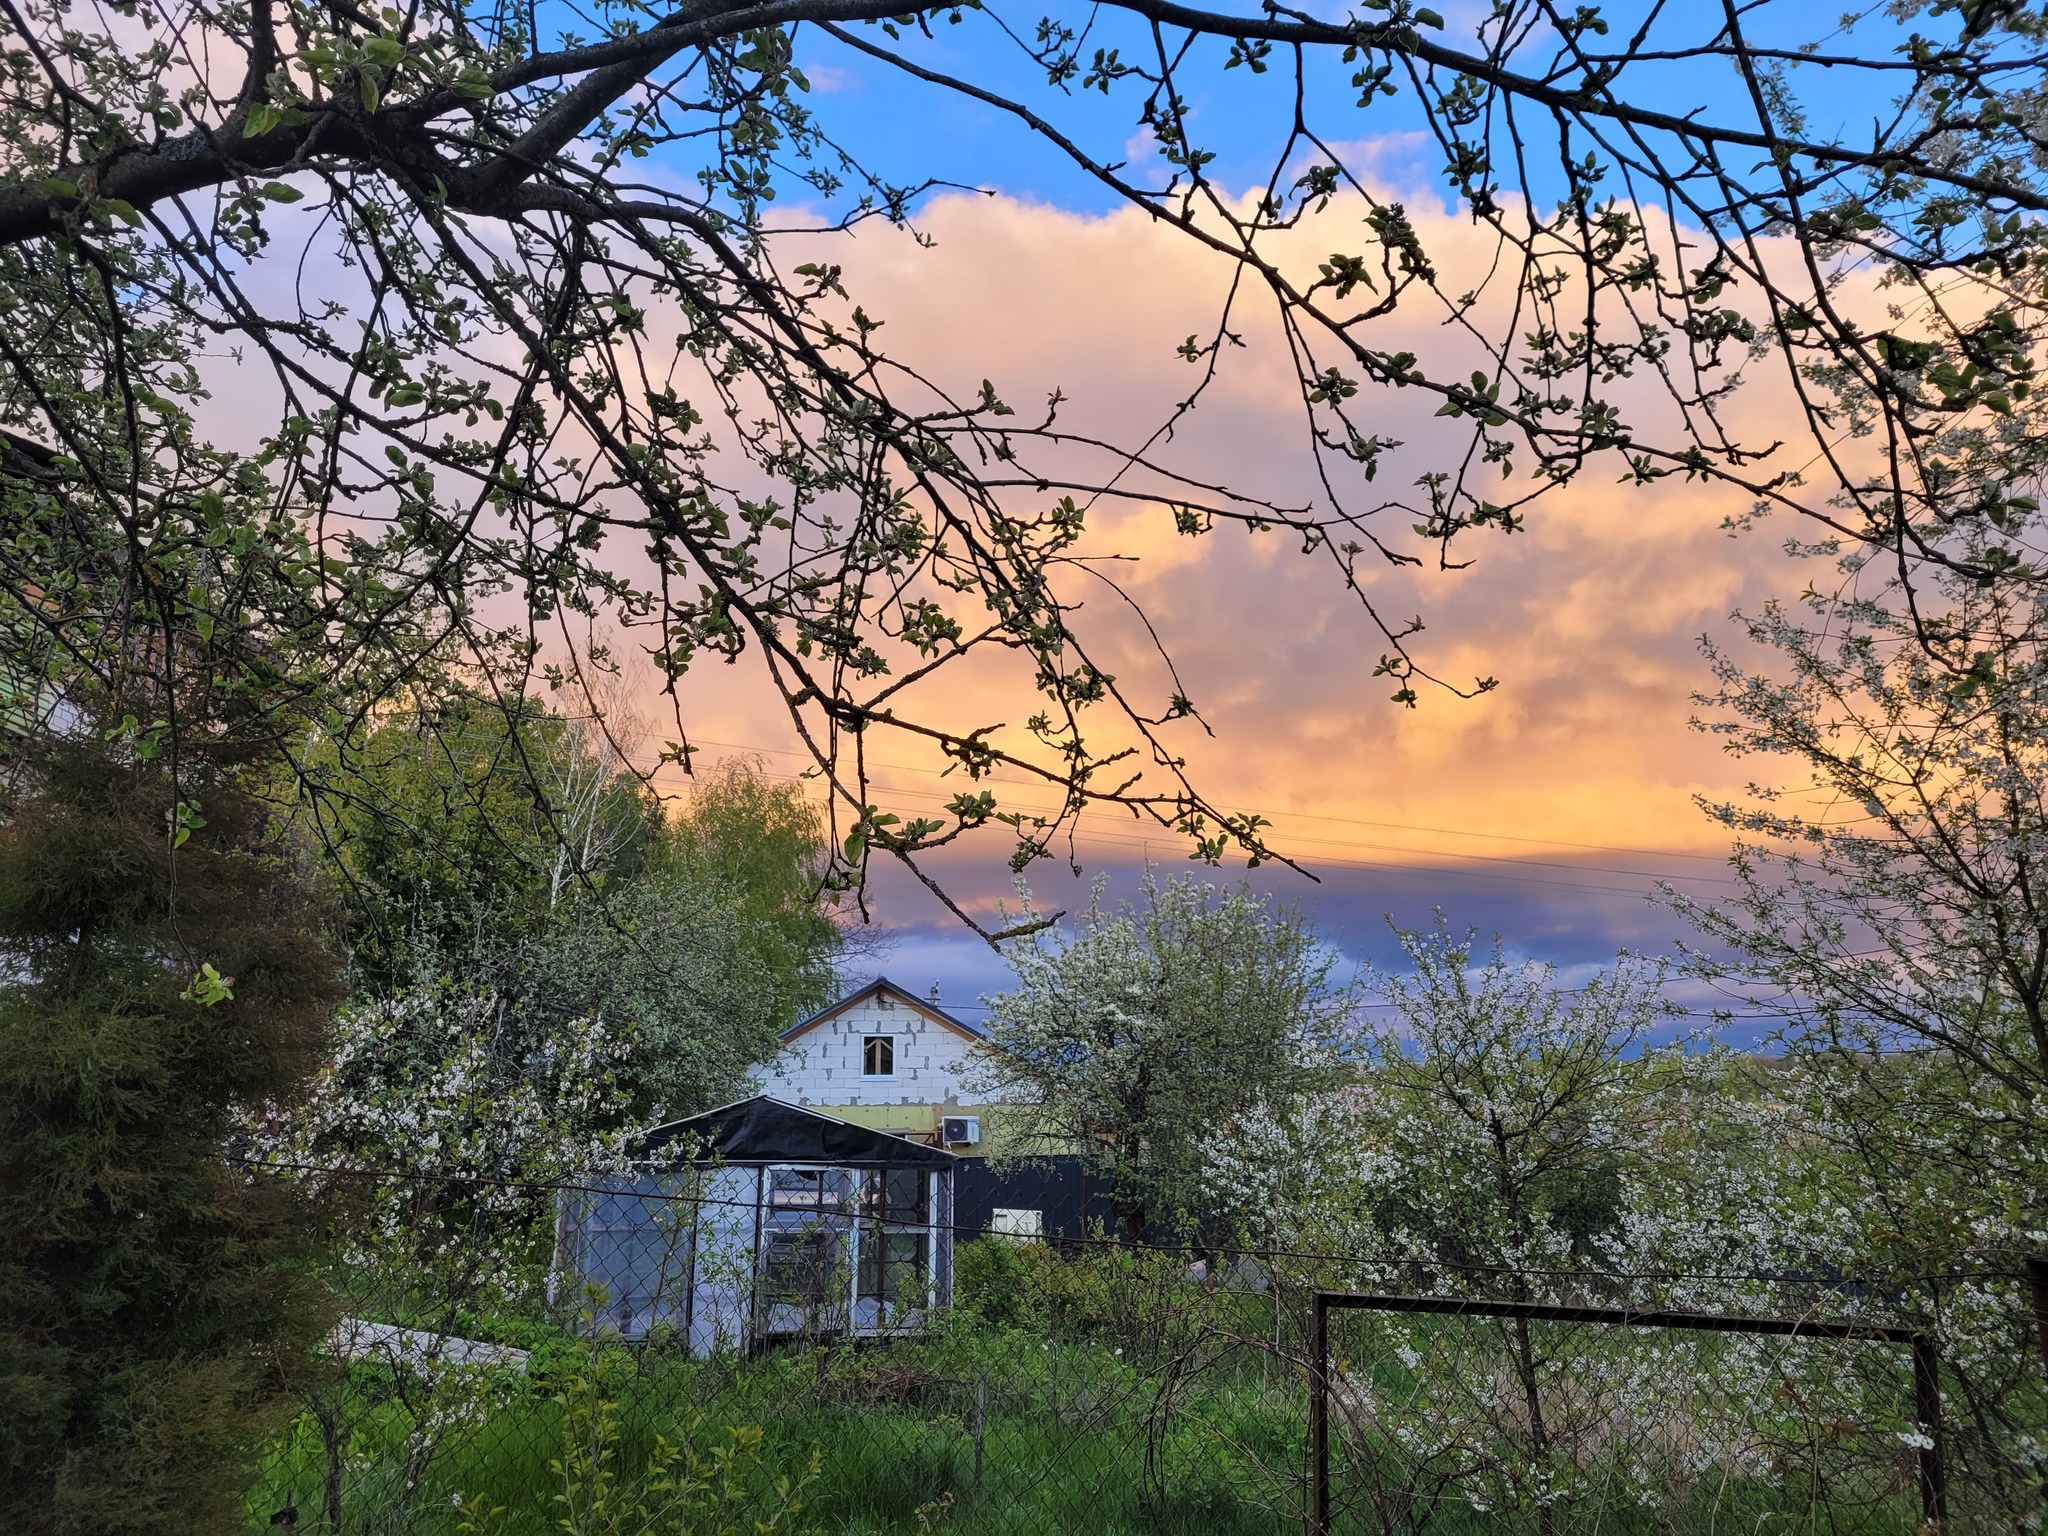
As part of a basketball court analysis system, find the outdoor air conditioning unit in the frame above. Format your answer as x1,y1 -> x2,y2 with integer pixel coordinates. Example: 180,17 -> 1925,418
941,1115 -> 981,1147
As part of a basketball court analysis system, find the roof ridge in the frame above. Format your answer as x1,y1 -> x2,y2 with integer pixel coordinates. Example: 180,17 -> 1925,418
780,974 -> 988,1043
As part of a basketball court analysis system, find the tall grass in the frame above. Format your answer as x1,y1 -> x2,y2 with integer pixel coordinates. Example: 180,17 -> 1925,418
250,1325 -> 1308,1536
248,1252 -> 1933,1535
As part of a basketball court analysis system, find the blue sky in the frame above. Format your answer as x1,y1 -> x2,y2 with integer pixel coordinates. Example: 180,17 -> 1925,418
771,1 -> 1927,223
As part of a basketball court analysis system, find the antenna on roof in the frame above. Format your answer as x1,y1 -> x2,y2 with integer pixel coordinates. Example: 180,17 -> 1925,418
928,980 -> 941,1005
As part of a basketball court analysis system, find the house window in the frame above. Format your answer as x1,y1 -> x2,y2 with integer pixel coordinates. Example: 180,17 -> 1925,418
862,1168 -> 927,1225
763,1228 -> 838,1305
862,1035 -> 894,1077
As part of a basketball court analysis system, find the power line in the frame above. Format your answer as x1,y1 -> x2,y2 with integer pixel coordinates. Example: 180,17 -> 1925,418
641,750 -> 1736,899
650,735 -> 1734,864
670,768 -> 1717,901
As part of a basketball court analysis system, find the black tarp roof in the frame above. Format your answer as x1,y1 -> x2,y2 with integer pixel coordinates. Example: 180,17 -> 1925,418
635,1095 -> 956,1169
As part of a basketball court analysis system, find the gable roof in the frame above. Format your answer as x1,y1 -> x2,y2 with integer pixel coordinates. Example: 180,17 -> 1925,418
781,975 -> 988,1044
635,1094 -> 956,1168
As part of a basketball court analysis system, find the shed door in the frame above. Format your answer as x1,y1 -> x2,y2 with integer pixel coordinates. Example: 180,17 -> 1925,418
858,1168 -> 931,1324
756,1166 -> 855,1339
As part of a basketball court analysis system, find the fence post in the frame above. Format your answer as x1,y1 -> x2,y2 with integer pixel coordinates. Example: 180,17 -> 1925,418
1308,1290 -> 1329,1536
973,1368 -> 986,1486
2026,1257 -> 2048,1390
1910,1333 -> 1949,1529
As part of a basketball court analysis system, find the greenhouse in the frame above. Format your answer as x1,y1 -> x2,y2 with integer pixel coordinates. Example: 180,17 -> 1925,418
554,1095 -> 958,1353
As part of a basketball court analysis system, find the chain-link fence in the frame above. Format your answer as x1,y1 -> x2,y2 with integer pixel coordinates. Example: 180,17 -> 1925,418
242,1167 -> 2015,1535
1311,1294 -> 1940,1536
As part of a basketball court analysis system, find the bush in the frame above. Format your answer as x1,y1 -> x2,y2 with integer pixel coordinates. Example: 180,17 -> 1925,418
458,1337 -> 819,1536
954,1236 -> 1045,1329
955,1236 -> 1218,1349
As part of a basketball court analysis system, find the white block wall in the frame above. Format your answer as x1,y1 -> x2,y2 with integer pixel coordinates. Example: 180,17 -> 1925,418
757,991 -> 979,1108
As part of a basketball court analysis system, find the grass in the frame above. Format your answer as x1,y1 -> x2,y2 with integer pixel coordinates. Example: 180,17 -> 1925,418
250,1321 -> 1313,1536
248,1302 -> 1929,1535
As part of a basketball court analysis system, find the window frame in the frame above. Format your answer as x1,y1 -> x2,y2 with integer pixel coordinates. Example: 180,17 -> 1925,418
857,1168 -> 931,1308
861,1034 -> 895,1078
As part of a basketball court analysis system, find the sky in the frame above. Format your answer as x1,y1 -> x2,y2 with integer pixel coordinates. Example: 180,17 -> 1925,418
210,0 -> 1921,1030
611,19 -> 1865,1034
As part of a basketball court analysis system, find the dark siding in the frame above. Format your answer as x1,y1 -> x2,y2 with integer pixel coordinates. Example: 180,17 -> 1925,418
951,1156 -> 1120,1244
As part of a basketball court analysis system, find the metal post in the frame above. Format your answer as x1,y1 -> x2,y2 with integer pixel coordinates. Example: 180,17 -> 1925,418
1308,1290 -> 1329,1536
2025,1256 -> 2048,1390
973,1368 -> 986,1486
1911,1333 -> 1949,1529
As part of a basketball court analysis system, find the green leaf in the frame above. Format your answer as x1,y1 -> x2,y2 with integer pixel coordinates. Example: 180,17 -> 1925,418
1413,6 -> 1444,26
167,800 -> 206,850
243,102 -> 280,137
259,181 -> 302,204
181,962 -> 236,1007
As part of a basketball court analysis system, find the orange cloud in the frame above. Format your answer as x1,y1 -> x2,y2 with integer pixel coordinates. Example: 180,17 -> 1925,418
651,187 -> 1806,877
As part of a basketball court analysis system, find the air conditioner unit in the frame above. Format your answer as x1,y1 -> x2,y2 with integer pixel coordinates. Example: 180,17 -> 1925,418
941,1115 -> 981,1147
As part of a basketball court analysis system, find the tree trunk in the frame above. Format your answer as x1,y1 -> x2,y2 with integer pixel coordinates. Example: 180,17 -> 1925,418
1510,1313 -> 1554,1536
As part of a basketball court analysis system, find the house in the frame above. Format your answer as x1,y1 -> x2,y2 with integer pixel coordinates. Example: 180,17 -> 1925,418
553,1094 -> 956,1353
753,976 -> 999,1151
753,977 -> 1116,1244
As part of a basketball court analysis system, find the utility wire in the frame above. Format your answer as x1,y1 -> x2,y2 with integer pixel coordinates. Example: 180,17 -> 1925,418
227,1157 -> 2024,1292
642,734 -> 1734,865
643,755 -> 1735,902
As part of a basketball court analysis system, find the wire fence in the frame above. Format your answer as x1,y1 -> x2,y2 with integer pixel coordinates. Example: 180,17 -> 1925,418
1310,1293 -> 1941,1536
243,1165 -> 2027,1535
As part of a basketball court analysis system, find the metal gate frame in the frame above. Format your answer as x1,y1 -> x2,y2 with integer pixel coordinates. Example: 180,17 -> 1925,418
1307,1291 -> 1947,1536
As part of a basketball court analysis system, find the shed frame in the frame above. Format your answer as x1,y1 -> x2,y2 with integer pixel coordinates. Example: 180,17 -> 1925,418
555,1096 -> 957,1354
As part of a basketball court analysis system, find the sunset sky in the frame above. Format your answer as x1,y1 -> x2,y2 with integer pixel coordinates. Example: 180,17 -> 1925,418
631,183 -> 1825,1027
486,8 -> 1872,1027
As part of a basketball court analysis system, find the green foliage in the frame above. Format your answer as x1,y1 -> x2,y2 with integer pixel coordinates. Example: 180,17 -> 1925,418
976,873 -> 1351,1241
953,1236 -> 1218,1350
315,707 -> 839,1116
312,690 -> 660,987
495,756 -> 842,1116
457,1339 -> 820,1536
0,745 -> 342,1535
954,1237 -> 1044,1330
251,1261 -> 1928,1535
661,757 -> 842,1025
473,756 -> 839,1118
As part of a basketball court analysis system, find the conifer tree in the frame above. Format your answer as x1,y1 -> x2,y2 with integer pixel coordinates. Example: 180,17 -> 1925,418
0,744 -> 341,1534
